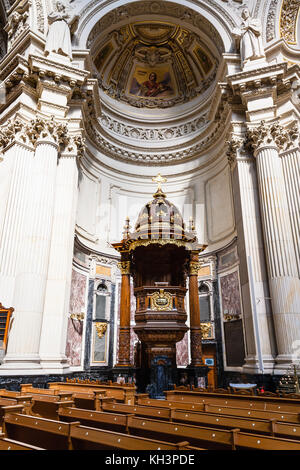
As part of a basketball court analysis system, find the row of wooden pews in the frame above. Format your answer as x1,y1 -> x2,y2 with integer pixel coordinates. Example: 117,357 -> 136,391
164,388 -> 300,413
0,381 -> 300,450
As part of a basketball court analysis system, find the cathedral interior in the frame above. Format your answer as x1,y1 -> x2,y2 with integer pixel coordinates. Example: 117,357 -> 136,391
0,0 -> 299,452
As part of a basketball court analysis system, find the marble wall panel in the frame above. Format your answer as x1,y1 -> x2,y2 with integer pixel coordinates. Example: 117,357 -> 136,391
65,269 -> 87,366
176,332 -> 189,366
220,270 -> 242,316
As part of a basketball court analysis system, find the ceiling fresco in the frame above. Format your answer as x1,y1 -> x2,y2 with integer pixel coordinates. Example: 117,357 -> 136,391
93,21 -> 218,109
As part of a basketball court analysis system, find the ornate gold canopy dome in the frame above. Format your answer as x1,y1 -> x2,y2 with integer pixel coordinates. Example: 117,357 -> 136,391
133,186 -> 194,242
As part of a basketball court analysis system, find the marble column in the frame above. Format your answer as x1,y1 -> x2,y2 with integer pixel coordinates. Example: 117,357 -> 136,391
115,257 -> 131,367
227,134 -> 275,374
2,118 -> 67,369
189,251 -> 204,367
248,122 -> 300,370
0,130 -> 34,308
39,139 -> 81,371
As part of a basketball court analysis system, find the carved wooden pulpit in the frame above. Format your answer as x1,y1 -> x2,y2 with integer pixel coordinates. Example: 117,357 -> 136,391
112,175 -> 207,392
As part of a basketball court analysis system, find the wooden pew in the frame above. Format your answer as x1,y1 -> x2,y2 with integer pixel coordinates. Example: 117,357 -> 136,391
58,405 -> 300,450
29,398 -> 75,420
3,411 -> 81,450
20,385 -> 113,411
137,397 -> 300,424
100,401 -> 300,440
57,405 -> 243,450
3,409 -> 192,451
232,431 -> 300,450
20,385 -> 74,401
165,390 -> 300,413
0,433 -> 44,450
48,382 -> 135,405
69,425 -> 192,450
68,392 -> 113,411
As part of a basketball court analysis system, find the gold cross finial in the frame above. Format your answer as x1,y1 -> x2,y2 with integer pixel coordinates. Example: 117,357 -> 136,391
152,173 -> 167,192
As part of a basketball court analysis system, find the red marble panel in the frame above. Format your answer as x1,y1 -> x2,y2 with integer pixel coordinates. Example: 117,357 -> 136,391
65,269 -> 87,366
220,270 -> 242,315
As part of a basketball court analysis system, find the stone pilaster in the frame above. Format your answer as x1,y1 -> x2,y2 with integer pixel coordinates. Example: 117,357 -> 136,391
247,121 -> 300,371
279,123 -> 300,277
0,119 -> 34,308
227,130 -> 276,374
2,117 -> 68,370
39,135 -> 84,371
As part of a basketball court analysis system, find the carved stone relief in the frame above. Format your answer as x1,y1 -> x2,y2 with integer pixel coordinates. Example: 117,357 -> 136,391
280,0 -> 300,44
99,113 -> 209,142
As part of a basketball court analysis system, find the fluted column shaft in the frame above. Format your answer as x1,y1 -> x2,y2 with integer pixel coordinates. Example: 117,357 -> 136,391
254,143 -> 300,367
0,142 -> 34,307
281,148 -> 300,277
229,147 -> 275,373
116,257 -> 131,367
189,251 -> 203,367
39,152 -> 79,370
3,139 -> 58,368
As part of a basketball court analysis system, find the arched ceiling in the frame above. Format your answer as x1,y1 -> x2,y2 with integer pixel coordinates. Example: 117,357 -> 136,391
87,1 -> 224,115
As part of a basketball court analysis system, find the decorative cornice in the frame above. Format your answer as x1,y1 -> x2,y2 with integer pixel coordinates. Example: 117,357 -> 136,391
99,112 -> 209,142
85,112 -> 229,164
85,1 -> 226,53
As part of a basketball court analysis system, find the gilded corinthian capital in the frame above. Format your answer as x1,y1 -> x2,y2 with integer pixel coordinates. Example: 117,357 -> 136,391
118,260 -> 131,275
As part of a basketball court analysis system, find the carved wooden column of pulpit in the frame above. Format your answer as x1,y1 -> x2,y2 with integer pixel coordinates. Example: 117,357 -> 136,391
116,254 -> 131,367
189,250 -> 204,367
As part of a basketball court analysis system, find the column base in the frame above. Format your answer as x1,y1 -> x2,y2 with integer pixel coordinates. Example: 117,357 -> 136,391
243,355 -> 276,374
39,355 -> 71,372
0,353 -> 42,370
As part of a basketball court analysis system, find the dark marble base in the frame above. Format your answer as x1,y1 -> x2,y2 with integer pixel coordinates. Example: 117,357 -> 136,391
0,370 -> 114,391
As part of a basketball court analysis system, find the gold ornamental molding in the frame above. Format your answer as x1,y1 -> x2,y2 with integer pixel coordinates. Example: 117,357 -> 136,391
95,322 -> 107,339
280,0 -> 300,44
150,289 -> 173,311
